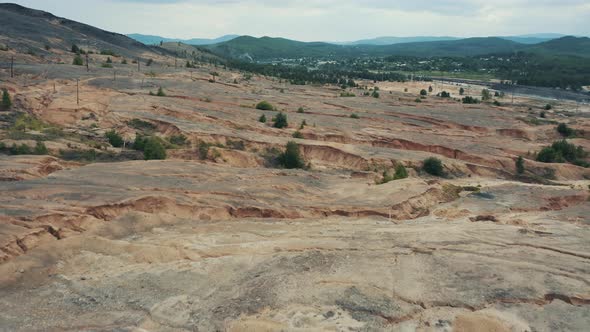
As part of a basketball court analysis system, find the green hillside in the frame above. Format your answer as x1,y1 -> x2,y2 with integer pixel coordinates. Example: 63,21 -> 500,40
207,36 -> 590,61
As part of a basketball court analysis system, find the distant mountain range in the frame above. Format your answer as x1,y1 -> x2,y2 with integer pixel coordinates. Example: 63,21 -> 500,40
128,34 -> 239,46
128,33 -> 578,47
204,35 -> 590,61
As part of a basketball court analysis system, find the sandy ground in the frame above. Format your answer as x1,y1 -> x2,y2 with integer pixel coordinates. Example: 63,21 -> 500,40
1,62 -> 589,331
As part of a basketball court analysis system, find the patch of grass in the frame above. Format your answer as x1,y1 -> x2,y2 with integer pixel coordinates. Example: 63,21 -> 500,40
128,119 -> 157,132
169,134 -> 188,146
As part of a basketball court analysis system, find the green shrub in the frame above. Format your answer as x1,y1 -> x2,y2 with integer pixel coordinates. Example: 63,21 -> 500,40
340,92 -> 356,97
259,114 -> 267,123
278,141 -> 305,169
274,112 -> 288,129
414,98 -> 422,103
227,140 -> 246,151
292,131 -> 304,139
516,156 -> 525,175
73,55 -> 84,66
1,89 -> 11,110
372,91 -> 380,98
144,137 -> 166,160
481,89 -> 491,101
544,104 -> 552,111
493,100 -> 501,106
462,96 -> 480,104
11,114 -> 45,132
440,91 -> 451,98
33,141 -> 48,155
256,101 -> 274,111
423,157 -> 444,176
169,134 -> 188,146
459,87 -> 465,95
297,107 -> 305,113
394,164 -> 408,180
557,123 -> 575,137
128,119 -> 156,132
536,140 -> 587,166
105,130 -> 124,148
350,113 -> 360,119
133,135 -> 147,151
420,89 -> 428,96
156,87 -> 166,97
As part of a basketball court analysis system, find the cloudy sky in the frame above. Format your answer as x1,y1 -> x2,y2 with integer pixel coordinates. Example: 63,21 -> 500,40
11,0 -> 590,41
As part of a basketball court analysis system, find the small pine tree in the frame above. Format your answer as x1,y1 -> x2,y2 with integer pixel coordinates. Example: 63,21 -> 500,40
420,89 -> 428,96
274,112 -> 288,129
279,141 -> 305,169
459,87 -> 465,95
144,137 -> 167,160
516,156 -> 525,175
1,89 -> 12,111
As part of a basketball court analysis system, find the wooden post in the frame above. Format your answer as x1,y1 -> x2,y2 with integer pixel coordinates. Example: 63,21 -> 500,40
53,82 -> 56,93
10,56 -> 14,78
76,79 -> 79,106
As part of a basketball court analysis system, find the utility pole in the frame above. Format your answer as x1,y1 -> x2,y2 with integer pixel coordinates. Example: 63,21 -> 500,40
10,56 -> 14,78
76,79 -> 79,106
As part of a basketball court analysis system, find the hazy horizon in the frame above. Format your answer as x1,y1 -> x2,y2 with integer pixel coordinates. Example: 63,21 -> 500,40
7,0 -> 590,42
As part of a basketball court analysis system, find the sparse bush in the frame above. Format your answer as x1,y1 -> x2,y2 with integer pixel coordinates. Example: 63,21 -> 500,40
414,98 -> 422,103
372,91 -> 380,98
350,113 -> 360,119
169,134 -> 188,146
493,100 -> 501,106
71,44 -> 80,54
105,130 -> 124,148
128,119 -> 156,132
278,141 -> 305,169
274,112 -> 288,129
540,111 -> 546,118
440,91 -> 451,98
420,89 -> 428,96
459,87 -> 465,95
544,104 -> 553,111
292,131 -> 304,139
33,141 -> 49,155
1,89 -> 11,111
423,157 -> 444,176
259,114 -> 267,123
256,101 -> 274,111
144,137 -> 167,160
297,107 -> 305,113
73,55 -> 84,66
101,50 -> 116,56
227,140 -> 246,151
516,156 -> 525,175
156,87 -> 166,97
481,89 -> 491,101
557,123 -> 575,137
394,164 -> 409,180
462,96 -> 480,104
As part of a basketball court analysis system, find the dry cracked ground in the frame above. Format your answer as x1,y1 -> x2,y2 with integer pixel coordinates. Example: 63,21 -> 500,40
1,61 -> 590,331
